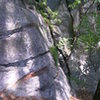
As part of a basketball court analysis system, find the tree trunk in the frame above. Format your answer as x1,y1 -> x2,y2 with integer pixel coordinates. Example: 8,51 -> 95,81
93,79 -> 100,100
0,0 -> 71,100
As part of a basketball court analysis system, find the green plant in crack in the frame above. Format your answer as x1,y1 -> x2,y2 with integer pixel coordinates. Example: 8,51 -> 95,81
50,46 -> 59,67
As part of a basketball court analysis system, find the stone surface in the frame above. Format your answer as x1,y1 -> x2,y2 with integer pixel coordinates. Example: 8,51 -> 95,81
0,0 -> 38,33
51,0 -> 99,96
47,0 -> 61,11
0,0 -> 71,100
58,0 -> 73,37
68,48 -> 100,93
0,27 -> 48,64
54,0 -> 100,94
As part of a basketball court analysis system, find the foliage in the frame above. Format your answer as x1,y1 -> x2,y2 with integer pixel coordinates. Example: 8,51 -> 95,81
96,13 -> 100,33
95,0 -> 100,2
78,32 -> 100,49
35,0 -> 61,26
68,75 -> 86,86
77,12 -> 100,50
50,46 -> 59,66
57,37 -> 70,48
68,0 -> 81,9
57,37 -> 72,53
34,0 -> 100,66
34,0 -> 61,67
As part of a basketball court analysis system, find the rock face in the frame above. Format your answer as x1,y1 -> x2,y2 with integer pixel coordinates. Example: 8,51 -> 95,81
47,0 -> 61,11
68,3 -> 100,94
58,0 -> 73,37
0,0 -> 71,100
69,48 -> 100,93
47,0 -> 100,95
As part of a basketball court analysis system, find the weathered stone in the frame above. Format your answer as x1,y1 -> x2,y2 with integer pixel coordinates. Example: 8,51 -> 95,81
0,27 -> 49,64
68,48 -> 100,93
47,0 -> 61,11
55,0 -> 100,95
0,1 -> 40,35
0,0 -> 71,99
58,0 -> 73,37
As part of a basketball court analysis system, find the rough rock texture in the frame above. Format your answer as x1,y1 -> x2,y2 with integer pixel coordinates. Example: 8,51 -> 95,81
68,2 -> 100,94
58,0 -> 73,37
56,0 -> 80,37
47,0 -> 100,95
0,0 -> 71,100
68,48 -> 100,93
47,0 -> 61,11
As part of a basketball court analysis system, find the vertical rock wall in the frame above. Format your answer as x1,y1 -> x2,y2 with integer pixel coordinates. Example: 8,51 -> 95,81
0,0 -> 71,99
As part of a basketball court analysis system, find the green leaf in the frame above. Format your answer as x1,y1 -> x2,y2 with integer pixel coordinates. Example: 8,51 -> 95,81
50,46 -> 59,67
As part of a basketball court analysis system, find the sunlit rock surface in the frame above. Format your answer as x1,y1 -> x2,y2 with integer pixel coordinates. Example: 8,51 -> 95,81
49,0 -> 100,94
68,48 -> 100,93
0,0 -> 71,99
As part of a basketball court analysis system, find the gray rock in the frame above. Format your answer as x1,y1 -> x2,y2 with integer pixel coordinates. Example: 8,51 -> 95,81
68,48 -> 100,93
56,0 -> 100,94
0,0 -> 71,99
58,0 -> 73,37
47,0 -> 61,11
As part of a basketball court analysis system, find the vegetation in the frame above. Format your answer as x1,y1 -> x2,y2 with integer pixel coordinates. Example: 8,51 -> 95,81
33,0 -> 100,99
26,0 -> 100,99
0,0 -> 100,99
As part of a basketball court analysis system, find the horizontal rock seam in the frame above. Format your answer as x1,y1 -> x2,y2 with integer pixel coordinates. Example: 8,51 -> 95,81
0,50 -> 50,67
0,23 -> 37,40
2,66 -> 49,92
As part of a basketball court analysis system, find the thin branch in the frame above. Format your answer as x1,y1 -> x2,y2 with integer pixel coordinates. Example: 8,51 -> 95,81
67,0 -> 96,61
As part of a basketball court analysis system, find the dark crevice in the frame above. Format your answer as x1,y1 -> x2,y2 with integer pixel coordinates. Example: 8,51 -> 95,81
0,50 -> 50,67
49,25 -> 71,77
0,23 -> 36,40
65,0 -> 75,41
